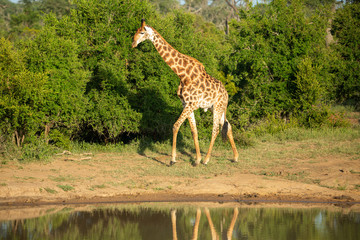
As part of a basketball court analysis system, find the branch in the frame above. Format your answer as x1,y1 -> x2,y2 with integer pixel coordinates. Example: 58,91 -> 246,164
225,0 -> 239,14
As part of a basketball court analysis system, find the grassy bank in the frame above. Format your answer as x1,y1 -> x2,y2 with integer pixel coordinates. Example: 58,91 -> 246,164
1,108 -> 359,164
1,115 -> 359,201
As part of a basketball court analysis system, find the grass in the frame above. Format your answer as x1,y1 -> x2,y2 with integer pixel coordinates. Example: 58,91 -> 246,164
42,187 -> 58,194
57,184 -> 74,192
2,108 -> 359,194
96,122 -> 358,188
89,184 -> 106,191
49,175 -> 76,182
13,176 -> 36,181
337,184 -> 347,191
80,124 -> 359,185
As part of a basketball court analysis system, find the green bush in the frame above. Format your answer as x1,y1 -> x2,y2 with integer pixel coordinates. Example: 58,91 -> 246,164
21,25 -> 90,140
20,137 -> 56,161
292,57 -> 323,110
23,0 -> 154,143
0,38 -> 48,147
224,0 -> 334,128
331,2 -> 360,106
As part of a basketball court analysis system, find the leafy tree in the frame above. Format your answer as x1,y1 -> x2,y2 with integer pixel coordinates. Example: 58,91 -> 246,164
149,0 -> 180,15
0,37 -> 48,147
331,2 -> 360,106
180,0 -> 243,30
9,0 -> 42,38
38,0 -> 72,17
21,23 -> 90,145
40,0 -> 155,142
1,0 -> 72,40
224,0 -> 334,129
0,0 -> 22,38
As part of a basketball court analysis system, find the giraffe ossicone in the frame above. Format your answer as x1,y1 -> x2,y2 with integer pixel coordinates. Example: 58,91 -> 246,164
132,19 -> 239,166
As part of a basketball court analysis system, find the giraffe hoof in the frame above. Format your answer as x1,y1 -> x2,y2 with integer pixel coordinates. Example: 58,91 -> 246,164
169,161 -> 176,166
202,158 -> 210,165
192,161 -> 200,167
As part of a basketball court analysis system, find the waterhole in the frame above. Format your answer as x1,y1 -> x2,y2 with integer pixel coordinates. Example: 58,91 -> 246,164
1,202 -> 359,239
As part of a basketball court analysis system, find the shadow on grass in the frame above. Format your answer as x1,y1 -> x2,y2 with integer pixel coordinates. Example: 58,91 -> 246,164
132,86 -> 203,166
137,133 -> 197,167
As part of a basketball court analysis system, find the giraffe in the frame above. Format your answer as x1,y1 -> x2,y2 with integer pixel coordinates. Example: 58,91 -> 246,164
132,19 -> 238,166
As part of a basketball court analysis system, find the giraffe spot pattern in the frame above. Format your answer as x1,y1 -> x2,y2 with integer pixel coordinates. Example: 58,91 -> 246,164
186,65 -> 193,75
150,29 -> 229,114
163,52 -> 170,60
167,58 -> 174,66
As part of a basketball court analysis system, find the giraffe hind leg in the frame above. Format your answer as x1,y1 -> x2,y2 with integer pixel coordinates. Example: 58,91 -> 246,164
224,120 -> 239,162
221,113 -> 228,141
202,108 -> 222,165
220,109 -> 239,162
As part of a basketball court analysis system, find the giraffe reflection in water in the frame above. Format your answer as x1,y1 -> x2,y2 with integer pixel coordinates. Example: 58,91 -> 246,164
171,208 -> 239,240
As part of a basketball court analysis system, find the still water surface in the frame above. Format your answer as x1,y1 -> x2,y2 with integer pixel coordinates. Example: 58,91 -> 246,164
1,203 -> 359,239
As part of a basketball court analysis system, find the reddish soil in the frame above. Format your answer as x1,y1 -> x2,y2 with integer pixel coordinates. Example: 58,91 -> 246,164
1,149 -> 359,207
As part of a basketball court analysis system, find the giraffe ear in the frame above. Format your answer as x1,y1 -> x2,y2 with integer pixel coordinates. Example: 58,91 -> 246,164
141,19 -> 146,30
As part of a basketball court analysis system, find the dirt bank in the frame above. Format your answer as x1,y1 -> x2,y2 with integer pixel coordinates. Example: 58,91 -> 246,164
1,147 -> 359,206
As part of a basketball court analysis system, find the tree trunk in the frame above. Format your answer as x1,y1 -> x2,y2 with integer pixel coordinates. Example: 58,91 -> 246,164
326,3 -> 336,47
14,130 -> 24,147
225,18 -> 229,35
44,123 -> 52,144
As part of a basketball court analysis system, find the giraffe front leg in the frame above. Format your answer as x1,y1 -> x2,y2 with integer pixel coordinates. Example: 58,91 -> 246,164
171,105 -> 196,166
171,124 -> 179,165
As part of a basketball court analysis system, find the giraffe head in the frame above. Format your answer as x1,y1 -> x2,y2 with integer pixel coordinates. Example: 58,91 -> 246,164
132,19 -> 154,48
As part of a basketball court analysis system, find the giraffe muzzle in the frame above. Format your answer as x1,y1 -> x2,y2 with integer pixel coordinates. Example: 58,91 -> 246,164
132,41 -> 138,48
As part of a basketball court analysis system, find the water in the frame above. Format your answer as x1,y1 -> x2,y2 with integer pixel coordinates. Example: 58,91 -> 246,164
1,203 -> 359,240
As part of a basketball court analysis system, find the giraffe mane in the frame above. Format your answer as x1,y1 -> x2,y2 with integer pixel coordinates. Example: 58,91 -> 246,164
148,26 -> 205,70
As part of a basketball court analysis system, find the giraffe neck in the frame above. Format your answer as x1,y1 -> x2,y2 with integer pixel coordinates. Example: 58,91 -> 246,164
147,27 -> 205,81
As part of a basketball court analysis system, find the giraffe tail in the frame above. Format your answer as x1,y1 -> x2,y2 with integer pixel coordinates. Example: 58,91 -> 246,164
221,109 -> 229,142
221,120 -> 229,142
